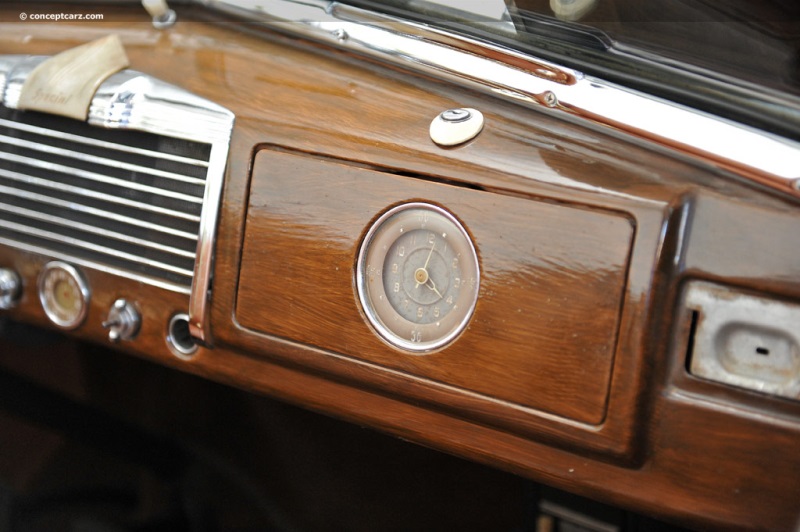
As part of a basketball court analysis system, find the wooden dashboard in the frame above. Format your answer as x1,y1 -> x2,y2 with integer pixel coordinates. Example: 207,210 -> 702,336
0,4 -> 799,530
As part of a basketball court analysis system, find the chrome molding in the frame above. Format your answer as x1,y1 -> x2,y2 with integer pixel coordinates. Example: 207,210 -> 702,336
0,167 -> 201,222
0,201 -> 196,259
0,133 -> 207,185
0,151 -> 204,203
0,117 -> 210,167
2,218 -> 195,278
0,55 -> 234,343
0,236 -> 192,295
0,183 -> 198,240
206,0 -> 800,200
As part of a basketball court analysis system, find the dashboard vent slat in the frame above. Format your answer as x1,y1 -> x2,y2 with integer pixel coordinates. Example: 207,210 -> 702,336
0,183 -> 198,241
0,117 -> 210,170
0,168 -> 202,224
0,105 -> 211,289
0,133 -> 207,186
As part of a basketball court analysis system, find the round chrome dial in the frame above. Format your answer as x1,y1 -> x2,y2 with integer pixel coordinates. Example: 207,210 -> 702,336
38,261 -> 90,330
357,203 -> 479,352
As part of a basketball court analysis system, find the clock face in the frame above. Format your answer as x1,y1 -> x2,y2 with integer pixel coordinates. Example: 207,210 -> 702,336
38,261 -> 90,330
356,203 -> 480,352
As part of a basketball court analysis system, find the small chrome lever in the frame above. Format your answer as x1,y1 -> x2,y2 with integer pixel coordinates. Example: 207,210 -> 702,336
142,0 -> 177,29
102,298 -> 141,343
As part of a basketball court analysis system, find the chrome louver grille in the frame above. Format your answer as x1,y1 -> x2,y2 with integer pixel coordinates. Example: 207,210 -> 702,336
0,54 -> 233,341
0,105 -> 212,288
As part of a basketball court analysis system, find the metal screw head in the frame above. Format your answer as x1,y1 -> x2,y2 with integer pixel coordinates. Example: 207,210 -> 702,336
543,91 -> 558,107
332,28 -> 349,43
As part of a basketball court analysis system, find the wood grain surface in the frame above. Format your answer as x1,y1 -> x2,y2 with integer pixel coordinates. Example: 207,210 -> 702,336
237,148 -> 633,425
1,4 -> 799,530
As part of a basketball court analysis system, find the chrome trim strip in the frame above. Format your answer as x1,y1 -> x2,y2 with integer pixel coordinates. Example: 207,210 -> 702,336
206,0 -> 800,199
0,167 -> 201,222
0,219 -> 195,278
87,70 -> 233,143
0,56 -> 233,343
0,134 -> 207,186
0,151 -> 204,204
189,140 -> 229,341
0,235 -> 192,294
0,202 -> 196,259
0,183 -> 197,240
1,56 -> 44,108
0,118 -> 209,167
84,66 -> 233,343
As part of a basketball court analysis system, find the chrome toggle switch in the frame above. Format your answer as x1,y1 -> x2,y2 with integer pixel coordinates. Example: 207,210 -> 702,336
102,298 -> 141,342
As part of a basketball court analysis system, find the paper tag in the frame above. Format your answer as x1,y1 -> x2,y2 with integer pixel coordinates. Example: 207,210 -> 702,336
17,35 -> 130,121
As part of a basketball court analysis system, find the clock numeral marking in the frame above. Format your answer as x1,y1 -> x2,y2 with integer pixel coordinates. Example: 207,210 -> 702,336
433,307 -> 440,318
428,232 -> 436,245
446,296 -> 454,305
398,246 -> 405,257
411,330 -> 422,343
452,257 -> 459,269
393,282 -> 400,293
454,277 -> 461,288
417,307 -> 424,319
391,263 -> 398,274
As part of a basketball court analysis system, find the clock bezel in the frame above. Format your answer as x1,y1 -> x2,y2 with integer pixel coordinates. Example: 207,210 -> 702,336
356,202 -> 480,353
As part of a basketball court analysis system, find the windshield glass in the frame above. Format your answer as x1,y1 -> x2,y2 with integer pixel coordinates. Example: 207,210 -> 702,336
357,0 -> 800,96
348,0 -> 800,137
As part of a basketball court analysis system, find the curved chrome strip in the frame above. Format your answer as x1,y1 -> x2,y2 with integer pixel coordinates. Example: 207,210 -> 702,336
0,134 -> 207,186
0,236 -> 191,295
0,118 -> 209,167
0,202 -> 196,259
0,219 -> 195,278
0,167 -> 201,222
206,0 -> 800,199
0,152 -> 204,203
0,183 -> 198,240
0,56 -> 234,343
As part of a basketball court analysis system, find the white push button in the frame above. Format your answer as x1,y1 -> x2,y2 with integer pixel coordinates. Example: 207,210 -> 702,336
430,108 -> 484,147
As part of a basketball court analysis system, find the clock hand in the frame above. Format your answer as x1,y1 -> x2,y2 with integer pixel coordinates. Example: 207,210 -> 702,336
423,241 -> 435,269
416,241 -> 436,288
425,278 -> 443,299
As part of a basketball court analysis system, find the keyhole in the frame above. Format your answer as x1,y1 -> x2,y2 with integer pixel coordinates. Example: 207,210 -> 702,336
755,347 -> 770,356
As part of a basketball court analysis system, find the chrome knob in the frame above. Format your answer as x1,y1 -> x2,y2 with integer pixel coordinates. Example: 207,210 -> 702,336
0,268 -> 22,310
102,298 -> 141,342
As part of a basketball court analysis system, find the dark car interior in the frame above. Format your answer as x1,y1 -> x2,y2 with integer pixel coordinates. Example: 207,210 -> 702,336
0,1 -> 799,530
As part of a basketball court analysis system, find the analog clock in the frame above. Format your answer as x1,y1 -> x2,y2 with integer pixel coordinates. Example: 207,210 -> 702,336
357,203 -> 479,352
38,261 -> 90,330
